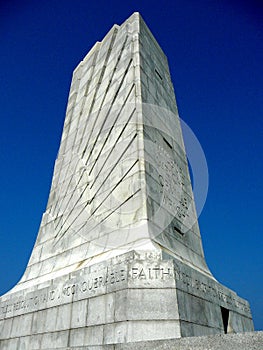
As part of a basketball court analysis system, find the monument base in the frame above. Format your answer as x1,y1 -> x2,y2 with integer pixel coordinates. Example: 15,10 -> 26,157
0,251 -> 253,349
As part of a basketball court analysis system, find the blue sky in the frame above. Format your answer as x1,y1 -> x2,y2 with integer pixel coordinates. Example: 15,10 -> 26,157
0,0 -> 262,330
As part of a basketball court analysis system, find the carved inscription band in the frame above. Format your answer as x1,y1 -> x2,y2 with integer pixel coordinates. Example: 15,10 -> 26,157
0,263 -> 249,317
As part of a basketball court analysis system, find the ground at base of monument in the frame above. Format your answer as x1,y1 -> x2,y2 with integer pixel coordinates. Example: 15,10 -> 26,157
4,331 -> 260,350
115,331 -> 263,350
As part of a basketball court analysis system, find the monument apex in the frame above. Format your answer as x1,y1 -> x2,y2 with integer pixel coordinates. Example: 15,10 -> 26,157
0,12 -> 254,349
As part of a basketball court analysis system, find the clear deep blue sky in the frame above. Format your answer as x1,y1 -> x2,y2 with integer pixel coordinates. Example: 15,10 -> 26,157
0,0 -> 262,330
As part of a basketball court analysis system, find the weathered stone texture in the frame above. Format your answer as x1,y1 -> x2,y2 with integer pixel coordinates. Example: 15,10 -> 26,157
11,12 -> 212,293
0,12 -> 255,349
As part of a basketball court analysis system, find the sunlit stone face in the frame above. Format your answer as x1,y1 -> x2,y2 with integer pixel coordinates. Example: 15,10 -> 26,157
0,14 -> 254,347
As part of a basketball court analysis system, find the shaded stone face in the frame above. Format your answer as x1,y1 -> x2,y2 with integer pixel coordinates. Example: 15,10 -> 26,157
0,12 -> 254,348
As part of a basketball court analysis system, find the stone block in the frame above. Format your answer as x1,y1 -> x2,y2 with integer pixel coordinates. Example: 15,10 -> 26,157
115,288 -> 179,321
0,317 -> 12,339
27,334 -> 42,350
71,299 -> 88,328
10,313 -> 32,337
43,304 -> 59,331
126,320 -> 181,342
104,321 -> 128,344
87,293 -> 115,326
56,304 -> 72,331
32,309 -> 47,334
68,328 -> 86,347
84,325 -> 104,345
176,289 -> 223,329
0,338 -> 19,350
41,330 -> 69,349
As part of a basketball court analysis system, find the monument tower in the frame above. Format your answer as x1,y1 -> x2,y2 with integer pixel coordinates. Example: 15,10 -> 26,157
0,12 -> 253,349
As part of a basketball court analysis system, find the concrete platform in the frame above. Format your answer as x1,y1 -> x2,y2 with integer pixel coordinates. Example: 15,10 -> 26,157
117,331 -> 263,350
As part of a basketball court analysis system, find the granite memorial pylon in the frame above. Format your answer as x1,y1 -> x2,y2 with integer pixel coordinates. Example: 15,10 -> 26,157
0,12 -> 253,349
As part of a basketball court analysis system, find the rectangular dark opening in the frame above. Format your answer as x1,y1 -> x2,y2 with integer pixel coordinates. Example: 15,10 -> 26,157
174,225 -> 184,236
220,306 -> 229,334
163,137 -> 173,149
155,68 -> 163,80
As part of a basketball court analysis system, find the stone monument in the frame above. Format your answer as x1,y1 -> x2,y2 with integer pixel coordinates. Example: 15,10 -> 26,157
0,12 -> 254,349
